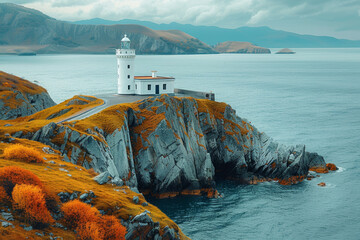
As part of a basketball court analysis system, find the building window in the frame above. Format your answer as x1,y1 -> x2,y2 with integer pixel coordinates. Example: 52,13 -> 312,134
128,85 -> 130,90
148,84 -> 151,90
163,84 -> 166,90
128,65 -> 130,69
135,84 -> 137,89
128,75 -> 130,79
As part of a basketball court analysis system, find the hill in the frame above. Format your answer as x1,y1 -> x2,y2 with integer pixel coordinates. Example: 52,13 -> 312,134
73,18 -> 360,48
0,3 -> 214,54
0,71 -> 55,120
214,41 -> 270,54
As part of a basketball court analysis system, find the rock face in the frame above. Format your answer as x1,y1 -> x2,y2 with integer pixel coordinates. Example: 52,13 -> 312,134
276,48 -> 295,54
17,95 -> 326,196
0,71 -> 55,120
214,41 -> 271,54
0,3 -> 215,55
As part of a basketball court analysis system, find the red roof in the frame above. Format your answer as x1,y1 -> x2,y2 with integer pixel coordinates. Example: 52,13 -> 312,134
134,76 -> 174,80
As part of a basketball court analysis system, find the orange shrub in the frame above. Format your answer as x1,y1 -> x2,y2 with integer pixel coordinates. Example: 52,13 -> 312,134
12,184 -> 54,225
3,144 -> 44,163
0,186 -> 8,203
0,166 -> 43,197
62,200 -> 127,240
101,215 -> 126,240
76,222 -> 103,240
61,200 -> 100,229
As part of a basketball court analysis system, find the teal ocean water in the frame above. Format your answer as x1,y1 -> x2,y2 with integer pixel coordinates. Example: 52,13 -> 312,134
1,48 -> 360,239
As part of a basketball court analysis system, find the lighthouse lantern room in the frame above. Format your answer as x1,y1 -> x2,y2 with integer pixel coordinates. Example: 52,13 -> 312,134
116,34 -> 175,95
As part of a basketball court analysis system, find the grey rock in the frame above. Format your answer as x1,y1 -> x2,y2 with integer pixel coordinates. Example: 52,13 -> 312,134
23,225 -> 33,231
79,193 -> 89,201
142,202 -> 148,207
1,212 -> 14,221
0,73 -> 56,120
163,226 -> 176,240
110,177 -> 124,186
1,221 -> 13,228
54,223 -> 65,229
69,191 -> 80,200
58,192 -> 70,203
132,211 -> 153,224
93,171 -> 110,185
132,196 -> 139,204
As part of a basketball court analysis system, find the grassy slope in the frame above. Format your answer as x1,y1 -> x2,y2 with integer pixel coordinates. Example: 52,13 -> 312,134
0,138 -> 189,239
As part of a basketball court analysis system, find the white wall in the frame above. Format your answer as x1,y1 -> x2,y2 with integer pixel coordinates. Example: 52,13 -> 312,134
134,80 -> 175,95
117,49 -> 135,94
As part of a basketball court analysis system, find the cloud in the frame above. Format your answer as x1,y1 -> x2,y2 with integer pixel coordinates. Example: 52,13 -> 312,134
247,10 -> 268,25
2,0 -> 359,39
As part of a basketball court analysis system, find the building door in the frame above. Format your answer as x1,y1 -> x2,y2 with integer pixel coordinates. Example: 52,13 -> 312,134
155,85 -> 159,94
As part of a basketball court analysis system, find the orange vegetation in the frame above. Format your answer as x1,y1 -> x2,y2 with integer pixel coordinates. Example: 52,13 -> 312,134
326,163 -> 337,171
0,166 -> 43,198
0,71 -> 48,109
0,185 -> 8,203
62,200 -> 126,240
224,145 -> 233,153
271,162 -> 276,169
62,199 -> 100,229
276,176 -> 305,185
151,188 -> 220,199
76,221 -> 103,240
0,95 -> 104,138
0,139 -> 189,240
101,215 -> 127,240
318,182 -> 326,187
12,184 -> 54,225
309,167 -> 329,174
3,144 -> 44,163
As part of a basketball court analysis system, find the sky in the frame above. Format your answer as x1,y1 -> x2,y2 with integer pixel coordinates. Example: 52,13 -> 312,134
3,0 -> 360,40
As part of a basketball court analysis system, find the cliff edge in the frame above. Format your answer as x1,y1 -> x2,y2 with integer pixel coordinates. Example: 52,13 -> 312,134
0,71 -> 55,120
2,93 -> 332,197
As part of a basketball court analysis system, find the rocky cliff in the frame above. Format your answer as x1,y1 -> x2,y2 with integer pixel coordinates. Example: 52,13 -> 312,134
214,41 -> 271,54
4,94 -> 330,197
0,71 -> 55,120
0,3 -> 214,54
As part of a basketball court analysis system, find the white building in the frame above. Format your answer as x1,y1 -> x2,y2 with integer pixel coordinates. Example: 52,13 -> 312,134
116,35 -> 175,95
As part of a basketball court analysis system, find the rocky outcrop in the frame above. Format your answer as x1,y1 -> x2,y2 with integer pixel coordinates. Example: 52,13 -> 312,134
214,41 -> 271,54
0,3 -> 215,54
0,71 -> 55,120
16,95 -> 327,196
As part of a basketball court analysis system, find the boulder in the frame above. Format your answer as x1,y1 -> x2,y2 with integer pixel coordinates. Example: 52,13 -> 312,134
93,171 -> 110,185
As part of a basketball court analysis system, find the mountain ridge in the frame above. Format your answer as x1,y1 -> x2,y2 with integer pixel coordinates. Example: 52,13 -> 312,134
0,3 -> 214,54
73,18 -> 360,47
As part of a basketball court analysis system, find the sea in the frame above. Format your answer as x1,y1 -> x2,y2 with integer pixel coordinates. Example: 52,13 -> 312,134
1,48 -> 359,239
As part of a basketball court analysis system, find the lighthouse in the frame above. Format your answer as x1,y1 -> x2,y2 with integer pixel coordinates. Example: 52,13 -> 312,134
116,34 -> 135,94
116,34 -> 175,95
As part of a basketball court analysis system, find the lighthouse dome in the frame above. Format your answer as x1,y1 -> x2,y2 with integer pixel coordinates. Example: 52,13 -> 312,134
121,34 -> 131,49
121,34 -> 130,42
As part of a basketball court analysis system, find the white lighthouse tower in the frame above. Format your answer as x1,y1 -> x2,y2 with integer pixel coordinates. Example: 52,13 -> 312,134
116,34 -> 135,94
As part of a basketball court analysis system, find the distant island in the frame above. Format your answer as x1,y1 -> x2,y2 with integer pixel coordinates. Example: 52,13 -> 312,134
276,48 -> 296,54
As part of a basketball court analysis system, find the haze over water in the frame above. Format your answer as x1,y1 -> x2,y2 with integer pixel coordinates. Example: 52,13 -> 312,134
1,48 -> 359,239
